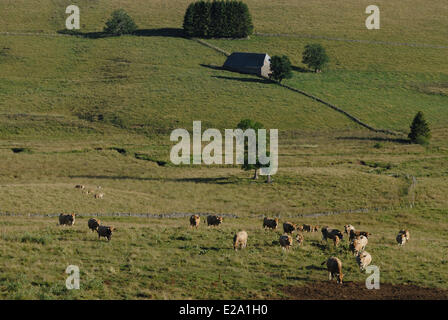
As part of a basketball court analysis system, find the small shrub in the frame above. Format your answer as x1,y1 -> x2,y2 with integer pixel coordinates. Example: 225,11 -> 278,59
373,142 -> 384,149
104,9 -> 138,35
415,135 -> 430,146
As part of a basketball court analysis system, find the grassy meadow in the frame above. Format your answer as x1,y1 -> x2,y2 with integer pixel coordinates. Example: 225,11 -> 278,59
1,208 -> 447,299
0,0 -> 447,299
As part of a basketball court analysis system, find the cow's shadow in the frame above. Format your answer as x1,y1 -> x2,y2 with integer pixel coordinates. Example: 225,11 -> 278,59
286,276 -> 312,281
305,264 -> 326,271
311,242 -> 328,251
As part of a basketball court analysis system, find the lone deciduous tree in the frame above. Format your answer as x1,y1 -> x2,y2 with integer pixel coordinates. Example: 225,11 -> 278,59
104,9 -> 138,35
237,119 -> 272,183
302,43 -> 329,72
269,55 -> 292,83
408,111 -> 431,145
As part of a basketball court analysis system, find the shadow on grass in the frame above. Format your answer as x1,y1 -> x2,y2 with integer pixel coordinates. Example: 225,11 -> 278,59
286,276 -> 313,281
200,246 -> 221,251
68,175 -> 235,185
200,64 -> 225,71
133,28 -> 185,38
57,28 -> 185,39
292,65 -> 313,73
311,242 -> 328,251
212,75 -> 273,84
305,264 -> 326,271
58,29 -> 109,39
336,136 -> 410,144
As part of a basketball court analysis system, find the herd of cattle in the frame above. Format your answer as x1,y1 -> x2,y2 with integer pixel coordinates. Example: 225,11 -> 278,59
75,184 -> 104,199
57,211 -> 410,284
190,215 -> 410,284
58,213 -> 114,241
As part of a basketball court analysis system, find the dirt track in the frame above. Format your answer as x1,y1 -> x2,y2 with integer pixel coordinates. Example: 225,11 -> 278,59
283,281 -> 448,300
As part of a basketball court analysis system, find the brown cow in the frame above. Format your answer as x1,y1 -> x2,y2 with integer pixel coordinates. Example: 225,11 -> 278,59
350,235 -> 368,255
190,215 -> 200,228
344,224 -> 355,235
396,233 -> 407,246
322,257 -> 343,284
356,251 -> 372,271
296,233 -> 304,246
349,229 -> 371,242
333,235 -> 341,247
321,226 -> 343,242
279,234 -> 293,250
283,222 -> 297,234
87,218 -> 100,232
398,229 -> 410,241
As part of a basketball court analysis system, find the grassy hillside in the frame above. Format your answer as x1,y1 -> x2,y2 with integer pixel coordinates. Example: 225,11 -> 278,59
0,34 -> 362,141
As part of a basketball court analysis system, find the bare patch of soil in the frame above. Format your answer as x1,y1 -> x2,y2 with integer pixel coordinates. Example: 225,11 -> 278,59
282,281 -> 448,300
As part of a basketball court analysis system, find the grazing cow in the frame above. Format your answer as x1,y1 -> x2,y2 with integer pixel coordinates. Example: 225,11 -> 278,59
279,234 -> 293,250
313,225 -> 320,232
87,218 -> 101,232
283,222 -> 297,234
350,235 -> 368,255
396,233 -> 407,246
75,185 -> 85,189
322,257 -> 343,284
302,224 -> 312,232
233,231 -> 248,250
97,225 -> 114,241
59,213 -> 75,226
94,193 -> 104,199
263,217 -> 279,230
344,224 -> 355,235
356,251 -> 372,271
333,235 -> 341,247
296,233 -> 304,246
207,215 -> 223,226
189,215 -> 200,228
321,227 -> 344,242
349,229 -> 371,242
399,229 -> 410,241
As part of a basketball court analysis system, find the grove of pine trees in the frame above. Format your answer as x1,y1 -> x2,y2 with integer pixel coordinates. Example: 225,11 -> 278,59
183,1 -> 253,38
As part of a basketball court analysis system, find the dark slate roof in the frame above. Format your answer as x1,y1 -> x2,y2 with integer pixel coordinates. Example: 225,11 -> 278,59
223,52 -> 269,69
